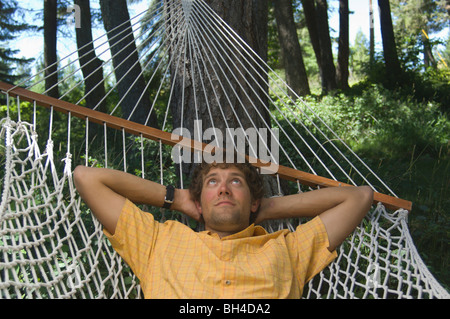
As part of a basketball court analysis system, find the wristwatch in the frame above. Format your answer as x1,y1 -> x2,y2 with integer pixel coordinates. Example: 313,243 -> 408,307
163,185 -> 175,209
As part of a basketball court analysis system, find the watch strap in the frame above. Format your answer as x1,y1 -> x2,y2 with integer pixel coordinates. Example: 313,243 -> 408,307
163,185 -> 175,209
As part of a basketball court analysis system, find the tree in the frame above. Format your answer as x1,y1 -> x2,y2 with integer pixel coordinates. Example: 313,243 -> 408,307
44,0 -> 59,98
390,0 -> 449,69
378,0 -> 402,88
136,0 -> 166,79
349,30 -> 369,81
99,0 -> 158,127
336,0 -> 349,90
442,35 -> 450,63
273,0 -> 310,97
170,0 -> 270,131
301,0 -> 322,77
74,0 -> 106,113
316,0 -> 337,93
369,0 -> 375,66
168,0 -> 271,179
302,0 -> 337,94
0,0 -> 34,84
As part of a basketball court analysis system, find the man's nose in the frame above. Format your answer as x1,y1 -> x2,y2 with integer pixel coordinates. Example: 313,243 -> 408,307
218,182 -> 230,196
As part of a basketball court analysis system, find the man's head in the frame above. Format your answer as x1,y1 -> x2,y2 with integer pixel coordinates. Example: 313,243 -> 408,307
189,160 -> 265,237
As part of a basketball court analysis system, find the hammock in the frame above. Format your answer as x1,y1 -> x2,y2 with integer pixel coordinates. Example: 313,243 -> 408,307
0,0 -> 448,299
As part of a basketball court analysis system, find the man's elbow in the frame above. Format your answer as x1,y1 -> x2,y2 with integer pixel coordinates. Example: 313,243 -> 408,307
357,185 -> 374,213
73,165 -> 91,192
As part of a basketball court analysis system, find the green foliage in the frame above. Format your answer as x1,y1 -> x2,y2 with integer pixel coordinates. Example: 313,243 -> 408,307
410,67 -> 450,111
0,0 -> 35,83
349,30 -> 370,83
274,83 -> 449,160
272,84 -> 449,289
355,49 -> 450,113
1,0 -> 449,295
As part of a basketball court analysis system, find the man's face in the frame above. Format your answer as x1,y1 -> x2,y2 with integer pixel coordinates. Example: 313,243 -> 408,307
195,166 -> 260,237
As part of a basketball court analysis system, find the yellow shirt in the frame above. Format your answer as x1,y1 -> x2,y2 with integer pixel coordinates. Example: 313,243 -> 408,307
104,199 -> 337,298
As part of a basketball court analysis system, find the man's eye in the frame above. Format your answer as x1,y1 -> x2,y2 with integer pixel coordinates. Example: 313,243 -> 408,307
231,179 -> 241,184
207,179 -> 217,185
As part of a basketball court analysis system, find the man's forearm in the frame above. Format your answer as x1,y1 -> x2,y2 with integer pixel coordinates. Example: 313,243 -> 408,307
256,185 -> 373,251
257,186 -> 373,221
74,166 -> 180,233
74,166 -> 167,206
74,166 -> 200,234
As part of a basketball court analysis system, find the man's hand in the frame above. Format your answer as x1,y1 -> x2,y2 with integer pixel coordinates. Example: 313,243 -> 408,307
172,189 -> 202,222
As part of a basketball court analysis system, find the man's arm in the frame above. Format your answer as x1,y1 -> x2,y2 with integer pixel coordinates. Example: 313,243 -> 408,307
73,166 -> 200,235
256,186 -> 374,251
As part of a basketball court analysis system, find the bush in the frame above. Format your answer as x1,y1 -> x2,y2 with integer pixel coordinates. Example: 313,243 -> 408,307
272,84 -> 449,289
298,84 -> 449,161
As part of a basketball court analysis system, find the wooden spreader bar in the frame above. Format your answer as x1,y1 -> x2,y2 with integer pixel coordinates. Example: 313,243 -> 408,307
0,81 -> 412,211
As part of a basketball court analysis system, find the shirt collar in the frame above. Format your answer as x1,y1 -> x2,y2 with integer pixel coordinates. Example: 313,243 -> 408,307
202,224 -> 268,240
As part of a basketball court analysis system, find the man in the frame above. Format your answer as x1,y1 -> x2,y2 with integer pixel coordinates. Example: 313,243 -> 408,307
73,160 -> 373,298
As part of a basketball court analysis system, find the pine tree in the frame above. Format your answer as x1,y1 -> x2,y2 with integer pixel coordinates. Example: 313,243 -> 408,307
0,0 -> 35,84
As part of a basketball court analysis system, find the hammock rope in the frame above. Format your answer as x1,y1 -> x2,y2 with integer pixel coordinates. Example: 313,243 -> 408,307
0,0 -> 448,299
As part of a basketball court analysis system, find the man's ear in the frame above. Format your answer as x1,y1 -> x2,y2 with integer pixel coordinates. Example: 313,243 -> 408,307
195,200 -> 202,215
250,198 -> 261,214
195,200 -> 206,224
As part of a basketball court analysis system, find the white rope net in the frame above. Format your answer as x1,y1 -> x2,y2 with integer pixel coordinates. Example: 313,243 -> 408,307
0,0 -> 448,299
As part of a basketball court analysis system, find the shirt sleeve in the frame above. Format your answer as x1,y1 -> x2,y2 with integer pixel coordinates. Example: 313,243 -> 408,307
103,199 -> 159,277
288,216 -> 338,286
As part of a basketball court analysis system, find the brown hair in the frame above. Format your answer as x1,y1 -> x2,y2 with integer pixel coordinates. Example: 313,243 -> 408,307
189,160 -> 265,204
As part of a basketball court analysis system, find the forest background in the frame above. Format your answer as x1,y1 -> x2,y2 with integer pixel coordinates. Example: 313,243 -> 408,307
0,0 -> 449,291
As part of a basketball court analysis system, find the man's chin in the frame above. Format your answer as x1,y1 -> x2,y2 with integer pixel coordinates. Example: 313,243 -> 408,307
209,209 -> 244,227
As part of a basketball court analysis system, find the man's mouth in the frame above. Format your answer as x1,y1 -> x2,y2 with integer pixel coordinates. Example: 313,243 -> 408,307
215,200 -> 235,206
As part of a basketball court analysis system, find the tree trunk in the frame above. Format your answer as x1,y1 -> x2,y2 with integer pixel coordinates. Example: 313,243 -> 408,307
273,0 -> 310,97
315,0 -> 337,93
301,0 -> 322,76
75,0 -> 106,113
422,30 -> 436,68
99,0 -> 158,127
369,0 -> 375,66
168,0 -> 273,184
336,0 -> 349,90
378,0 -> 402,88
170,0 -> 270,141
43,0 -> 59,98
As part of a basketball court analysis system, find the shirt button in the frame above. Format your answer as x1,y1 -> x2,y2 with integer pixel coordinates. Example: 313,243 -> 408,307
225,280 -> 231,285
